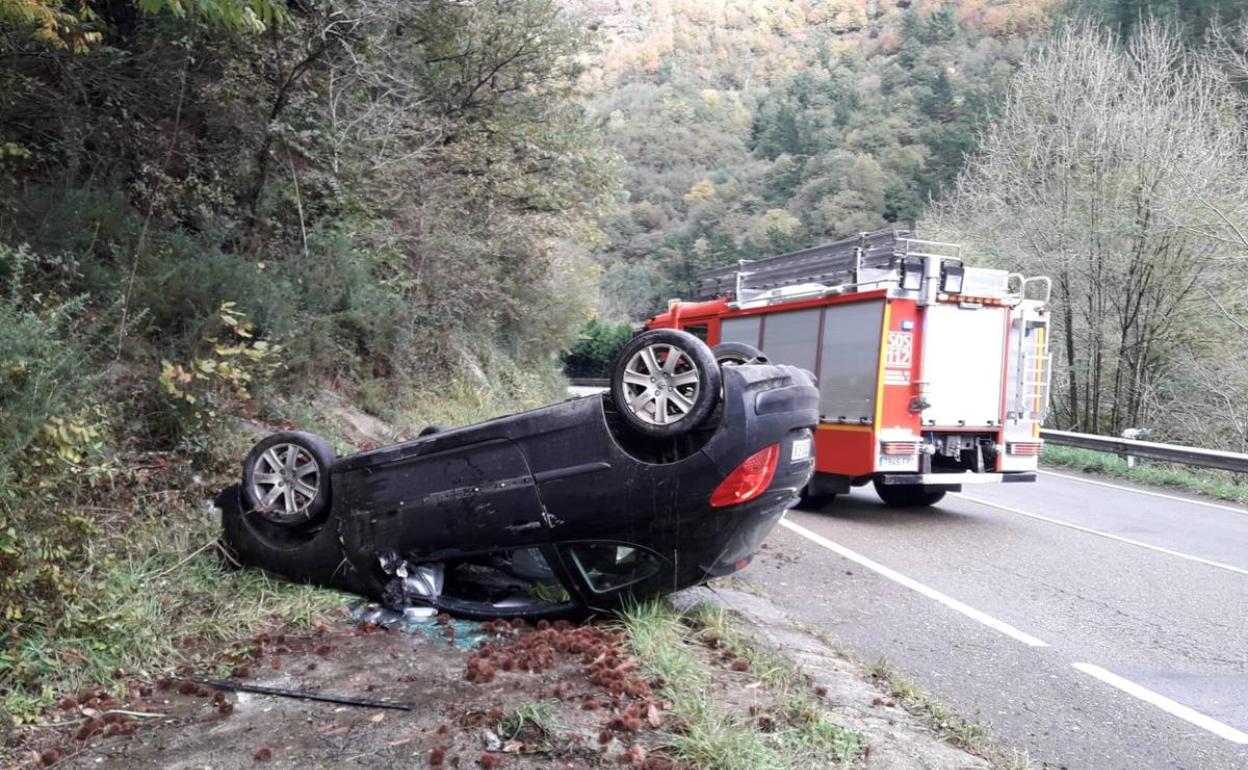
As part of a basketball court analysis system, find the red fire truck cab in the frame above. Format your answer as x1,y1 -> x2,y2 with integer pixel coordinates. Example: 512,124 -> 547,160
646,230 -> 1052,507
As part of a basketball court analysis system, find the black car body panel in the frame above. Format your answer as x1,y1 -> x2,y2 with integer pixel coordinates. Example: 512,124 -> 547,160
219,363 -> 818,617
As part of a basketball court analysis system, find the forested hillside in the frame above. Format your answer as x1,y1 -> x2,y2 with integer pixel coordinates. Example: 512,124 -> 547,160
928,18 -> 1248,447
573,0 -> 1248,453
571,0 -> 1059,319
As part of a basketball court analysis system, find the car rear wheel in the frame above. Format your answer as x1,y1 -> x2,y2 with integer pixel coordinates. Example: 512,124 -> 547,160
610,329 -> 721,439
711,342 -> 769,367
873,480 -> 946,507
241,431 -> 335,526
219,485 -> 383,598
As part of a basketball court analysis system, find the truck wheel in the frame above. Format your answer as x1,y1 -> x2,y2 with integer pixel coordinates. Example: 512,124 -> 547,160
610,329 -> 721,439
711,342 -> 769,367
873,479 -> 947,507
799,489 -> 838,510
241,431 -> 335,526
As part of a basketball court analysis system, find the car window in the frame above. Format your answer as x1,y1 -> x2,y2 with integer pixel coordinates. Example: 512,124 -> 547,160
568,544 -> 662,594
683,323 -> 709,342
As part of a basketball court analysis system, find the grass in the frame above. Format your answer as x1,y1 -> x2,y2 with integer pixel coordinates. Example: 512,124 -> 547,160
865,660 -> 1034,770
1042,445 -> 1248,506
866,660 -> 988,751
707,575 -> 771,599
686,604 -> 863,763
496,700 -> 561,743
386,362 -> 569,437
3,371 -> 572,734
617,600 -> 863,770
2,509 -> 345,725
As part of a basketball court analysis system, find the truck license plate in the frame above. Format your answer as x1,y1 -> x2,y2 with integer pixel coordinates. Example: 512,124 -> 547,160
790,437 -> 812,463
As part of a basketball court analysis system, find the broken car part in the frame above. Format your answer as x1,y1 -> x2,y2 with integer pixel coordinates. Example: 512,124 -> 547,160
190,678 -> 414,711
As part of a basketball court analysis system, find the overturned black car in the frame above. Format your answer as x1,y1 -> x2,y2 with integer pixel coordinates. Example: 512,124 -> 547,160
217,330 -> 818,618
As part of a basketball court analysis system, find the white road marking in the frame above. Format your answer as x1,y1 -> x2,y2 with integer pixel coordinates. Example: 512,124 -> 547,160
1038,469 -> 1248,516
956,494 -> 1248,578
779,517 -> 1049,648
1071,663 -> 1248,745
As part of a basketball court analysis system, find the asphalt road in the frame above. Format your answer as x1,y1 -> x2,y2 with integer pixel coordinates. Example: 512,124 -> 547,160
740,469 -> 1248,770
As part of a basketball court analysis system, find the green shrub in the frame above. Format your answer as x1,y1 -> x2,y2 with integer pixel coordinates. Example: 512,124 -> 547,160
128,227 -> 413,385
154,301 -> 281,450
562,318 -> 634,378
0,245 -> 97,486
0,243 -> 110,637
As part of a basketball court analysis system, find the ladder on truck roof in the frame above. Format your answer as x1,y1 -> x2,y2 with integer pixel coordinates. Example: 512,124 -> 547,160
692,229 -> 962,303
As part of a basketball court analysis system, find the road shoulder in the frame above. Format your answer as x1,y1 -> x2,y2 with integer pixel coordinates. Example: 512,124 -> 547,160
675,585 -> 1004,770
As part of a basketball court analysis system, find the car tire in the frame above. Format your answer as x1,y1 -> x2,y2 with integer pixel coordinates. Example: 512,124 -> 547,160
711,341 -> 769,367
219,485 -> 382,598
241,431 -> 335,526
799,489 -> 837,510
873,480 -> 947,507
610,329 -> 721,439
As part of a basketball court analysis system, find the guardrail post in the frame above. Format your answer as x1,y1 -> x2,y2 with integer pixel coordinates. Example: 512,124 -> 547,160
1120,428 -> 1146,469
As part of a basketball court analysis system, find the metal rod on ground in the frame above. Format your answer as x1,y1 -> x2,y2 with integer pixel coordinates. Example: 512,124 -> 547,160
190,678 -> 415,711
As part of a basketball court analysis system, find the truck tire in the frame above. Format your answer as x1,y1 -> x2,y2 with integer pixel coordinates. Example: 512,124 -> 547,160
873,479 -> 947,507
610,329 -> 721,439
799,489 -> 838,510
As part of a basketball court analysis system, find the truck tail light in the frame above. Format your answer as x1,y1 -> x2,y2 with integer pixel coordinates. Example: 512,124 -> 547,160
710,444 -> 779,508
880,441 -> 919,455
1007,442 -> 1043,456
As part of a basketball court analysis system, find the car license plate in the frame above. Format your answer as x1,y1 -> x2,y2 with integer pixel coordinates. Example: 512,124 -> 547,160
790,437 -> 812,463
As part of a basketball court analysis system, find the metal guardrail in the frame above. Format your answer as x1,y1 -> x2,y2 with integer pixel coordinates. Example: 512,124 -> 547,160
1041,429 -> 1248,474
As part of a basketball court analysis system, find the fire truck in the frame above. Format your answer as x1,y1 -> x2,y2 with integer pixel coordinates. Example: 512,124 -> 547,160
645,229 -> 1052,507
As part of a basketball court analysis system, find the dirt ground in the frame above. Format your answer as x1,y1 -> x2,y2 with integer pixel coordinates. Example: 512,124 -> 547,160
12,611 -> 677,770
9,581 -> 997,770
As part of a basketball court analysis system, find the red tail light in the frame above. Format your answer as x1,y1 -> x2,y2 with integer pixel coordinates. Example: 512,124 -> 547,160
1008,442 -> 1043,456
880,441 -> 919,455
710,444 -> 780,508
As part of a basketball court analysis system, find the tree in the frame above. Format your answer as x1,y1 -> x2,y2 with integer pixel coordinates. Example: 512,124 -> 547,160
926,21 -> 1248,446
0,0 -> 284,50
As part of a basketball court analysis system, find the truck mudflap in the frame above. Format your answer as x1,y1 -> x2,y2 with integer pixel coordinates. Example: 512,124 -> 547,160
877,471 -> 1036,487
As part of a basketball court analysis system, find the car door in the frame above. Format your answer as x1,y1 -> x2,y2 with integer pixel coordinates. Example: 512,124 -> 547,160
337,437 -> 550,562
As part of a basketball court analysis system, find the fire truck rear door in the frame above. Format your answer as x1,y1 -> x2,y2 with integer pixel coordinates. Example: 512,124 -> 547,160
922,303 -> 1008,427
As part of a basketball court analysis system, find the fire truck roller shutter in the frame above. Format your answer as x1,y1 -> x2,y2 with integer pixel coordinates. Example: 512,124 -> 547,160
758,308 -> 820,377
817,300 -> 885,424
720,316 -> 762,348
